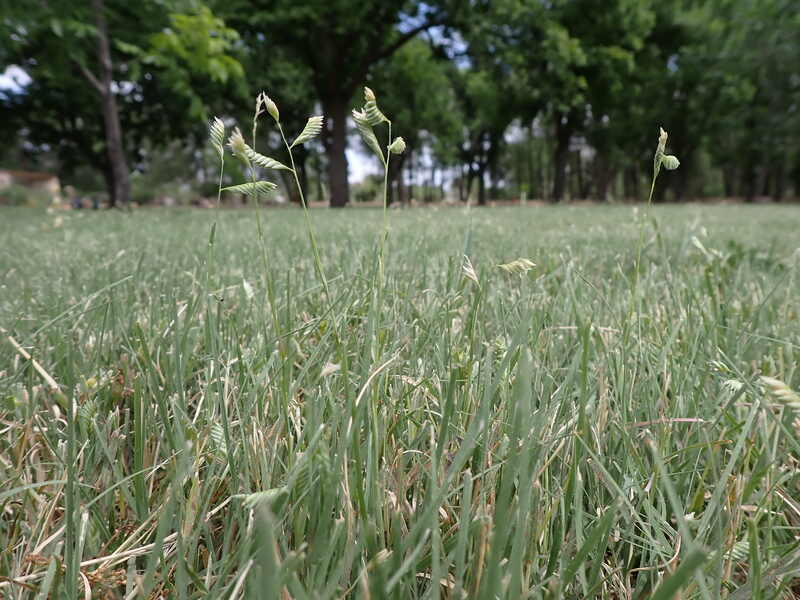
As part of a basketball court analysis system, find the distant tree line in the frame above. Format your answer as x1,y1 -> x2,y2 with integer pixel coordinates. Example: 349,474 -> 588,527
1,0 -> 798,207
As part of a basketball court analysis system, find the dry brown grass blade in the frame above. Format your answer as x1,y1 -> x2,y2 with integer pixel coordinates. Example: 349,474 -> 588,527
7,336 -> 61,392
0,533 -> 178,590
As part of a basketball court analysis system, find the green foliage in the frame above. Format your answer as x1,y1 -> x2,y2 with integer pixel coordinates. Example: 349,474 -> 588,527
216,0 -> 460,205
1,0 -> 798,204
351,174 -> 384,203
0,184 -> 51,207
0,1 -> 244,200
132,6 -> 245,119
376,40 -> 463,166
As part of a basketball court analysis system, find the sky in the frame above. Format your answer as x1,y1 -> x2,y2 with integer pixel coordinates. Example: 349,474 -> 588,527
347,147 -> 375,184
0,65 -> 30,91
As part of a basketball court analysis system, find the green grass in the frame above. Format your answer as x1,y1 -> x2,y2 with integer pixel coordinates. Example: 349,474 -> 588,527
1,204 -> 799,598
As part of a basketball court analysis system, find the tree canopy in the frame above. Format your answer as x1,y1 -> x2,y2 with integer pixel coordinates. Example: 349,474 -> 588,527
1,0 -> 798,206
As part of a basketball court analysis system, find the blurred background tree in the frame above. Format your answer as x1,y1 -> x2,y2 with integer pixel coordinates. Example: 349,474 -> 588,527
366,38 -> 462,205
0,0 -> 243,206
218,0 -> 462,207
0,0 -> 797,207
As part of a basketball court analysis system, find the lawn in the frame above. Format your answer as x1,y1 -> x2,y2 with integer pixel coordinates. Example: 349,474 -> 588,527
1,204 -> 799,598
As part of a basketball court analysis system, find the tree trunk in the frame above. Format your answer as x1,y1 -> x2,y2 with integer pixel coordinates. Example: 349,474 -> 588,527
527,121 -> 536,198
323,96 -> 350,208
741,163 -> 758,203
101,163 -> 114,208
772,161 -> 785,201
407,148 -> 415,203
92,0 -> 130,208
624,166 -> 640,201
399,160 -> 407,204
465,165 -> 476,204
281,171 -> 302,204
292,145 -> 309,206
573,150 -> 585,199
551,113 -> 572,202
792,158 -> 800,200
539,121 -> 548,201
427,166 -> 436,203
741,98 -> 760,203
424,167 -> 431,203
477,166 -> 487,206
671,166 -> 690,201
623,167 -> 632,200
761,168 -> 771,197
722,164 -> 736,198
388,154 -> 405,205
515,137 -> 525,198
593,155 -> 612,202
487,131 -> 500,201
313,150 -> 325,204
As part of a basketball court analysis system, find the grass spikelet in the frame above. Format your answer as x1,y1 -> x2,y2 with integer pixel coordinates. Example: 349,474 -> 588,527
243,145 -> 291,171
462,254 -> 479,285
363,86 -> 389,125
352,108 -> 385,164
291,116 -> 324,149
761,376 -> 800,409
209,117 -> 225,158
497,258 -> 536,275
221,181 -> 277,197
228,127 -> 250,166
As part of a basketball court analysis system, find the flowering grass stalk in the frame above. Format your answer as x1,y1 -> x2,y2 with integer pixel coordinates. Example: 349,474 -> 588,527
353,87 -> 406,283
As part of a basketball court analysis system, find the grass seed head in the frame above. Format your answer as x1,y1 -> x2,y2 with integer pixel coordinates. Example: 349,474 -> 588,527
389,136 -> 406,155
263,93 -> 280,123
209,117 -> 225,157
497,258 -> 536,275
228,127 -> 250,166
462,255 -> 479,285
653,126 -> 679,177
761,376 -> 800,409
662,154 -> 680,170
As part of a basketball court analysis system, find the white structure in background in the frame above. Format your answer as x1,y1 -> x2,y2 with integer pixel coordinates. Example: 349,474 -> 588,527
0,170 -> 62,201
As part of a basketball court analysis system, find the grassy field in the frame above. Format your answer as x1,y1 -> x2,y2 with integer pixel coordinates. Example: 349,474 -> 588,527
1,204 -> 799,599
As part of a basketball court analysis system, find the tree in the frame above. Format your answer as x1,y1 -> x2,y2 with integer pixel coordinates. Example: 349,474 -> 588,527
218,32 -> 321,206
449,68 -> 519,205
0,2 -> 242,206
3,0 -> 796,207
365,39 -> 461,204
544,0 -> 654,201
1,0 -> 134,205
704,0 -> 800,201
220,0 -> 460,207
447,0 -> 547,204
89,0 -> 130,207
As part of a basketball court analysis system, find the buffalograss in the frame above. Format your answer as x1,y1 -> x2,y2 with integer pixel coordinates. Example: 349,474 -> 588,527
1,204 -> 799,598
